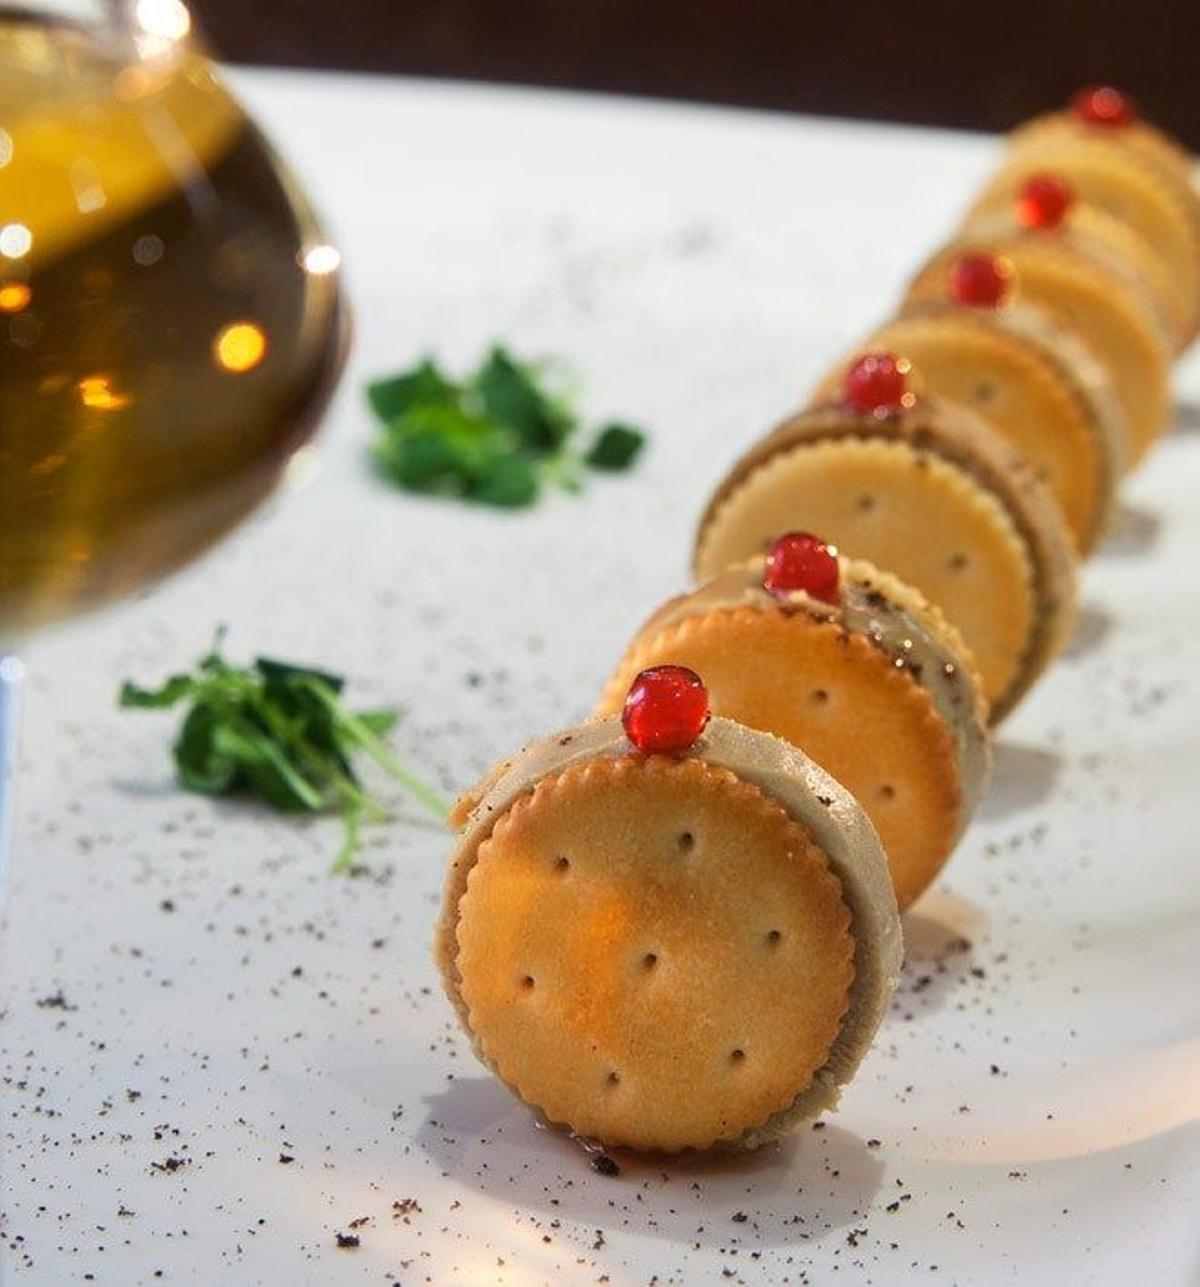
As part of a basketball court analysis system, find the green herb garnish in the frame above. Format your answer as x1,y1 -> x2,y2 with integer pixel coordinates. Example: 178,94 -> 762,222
120,634 -> 448,872
584,422 -> 646,471
366,345 -> 646,508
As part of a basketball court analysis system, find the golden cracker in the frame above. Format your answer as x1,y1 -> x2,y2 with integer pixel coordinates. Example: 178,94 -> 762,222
1001,126 -> 1200,335
815,311 -> 1111,550
1012,112 -> 1196,190
906,238 -> 1171,464
696,436 -> 1036,711
966,187 -> 1192,350
597,606 -> 962,910
455,755 -> 854,1153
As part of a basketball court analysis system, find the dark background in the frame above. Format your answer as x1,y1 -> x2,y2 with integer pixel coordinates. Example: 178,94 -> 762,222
192,0 -> 1200,146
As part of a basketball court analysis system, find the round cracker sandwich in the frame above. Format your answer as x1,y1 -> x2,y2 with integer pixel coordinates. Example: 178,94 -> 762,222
596,537 -> 990,910
694,357 -> 1078,720
813,302 -> 1125,552
1001,86 -> 1200,346
964,170 -> 1192,353
904,235 -> 1171,466
437,673 -> 902,1154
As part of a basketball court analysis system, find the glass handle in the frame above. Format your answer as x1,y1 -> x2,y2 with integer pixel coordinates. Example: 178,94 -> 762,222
0,655 -> 22,916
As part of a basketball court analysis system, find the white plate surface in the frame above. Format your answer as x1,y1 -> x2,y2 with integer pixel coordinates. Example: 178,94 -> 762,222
2,67 -> 1198,1286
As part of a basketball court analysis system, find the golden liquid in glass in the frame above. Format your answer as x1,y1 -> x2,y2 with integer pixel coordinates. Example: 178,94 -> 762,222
0,17 -> 345,635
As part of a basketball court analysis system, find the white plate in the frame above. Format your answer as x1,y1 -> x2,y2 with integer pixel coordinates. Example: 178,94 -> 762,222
2,69 -> 1198,1285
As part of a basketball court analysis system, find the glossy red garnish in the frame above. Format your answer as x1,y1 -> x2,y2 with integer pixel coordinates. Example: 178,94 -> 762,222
948,252 -> 1011,307
763,531 -> 840,604
1015,172 -> 1074,230
1072,84 -> 1137,128
622,665 -> 710,755
843,350 -> 910,415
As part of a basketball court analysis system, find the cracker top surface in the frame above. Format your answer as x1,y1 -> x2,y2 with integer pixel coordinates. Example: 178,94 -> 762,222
436,716 -> 903,1150
454,755 -> 854,1151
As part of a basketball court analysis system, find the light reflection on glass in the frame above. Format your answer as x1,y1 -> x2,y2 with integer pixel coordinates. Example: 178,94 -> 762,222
283,444 -> 320,490
131,233 -> 164,266
213,320 -> 267,373
70,157 -> 107,214
77,375 -> 131,410
302,244 -> 341,276
0,223 -> 33,259
0,283 -> 31,313
134,0 -> 191,42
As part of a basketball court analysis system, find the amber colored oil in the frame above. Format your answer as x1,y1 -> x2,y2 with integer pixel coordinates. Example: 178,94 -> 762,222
0,17 -> 346,633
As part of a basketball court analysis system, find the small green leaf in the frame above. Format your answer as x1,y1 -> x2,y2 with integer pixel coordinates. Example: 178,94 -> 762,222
357,710 -> 399,736
173,703 -> 239,794
367,346 -> 648,510
119,675 -> 196,708
473,346 -> 574,452
255,657 -> 345,694
376,428 -> 472,495
585,422 -> 646,471
213,721 -> 327,812
374,403 -> 517,497
366,359 -> 457,423
121,636 -> 447,872
331,804 -> 363,875
468,453 -> 541,508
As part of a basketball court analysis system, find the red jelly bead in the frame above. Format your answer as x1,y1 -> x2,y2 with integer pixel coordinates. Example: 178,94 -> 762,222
1072,84 -> 1136,128
622,665 -> 710,755
843,351 -> 910,415
763,531 -> 840,604
1015,172 -> 1074,230
948,253 -> 1010,308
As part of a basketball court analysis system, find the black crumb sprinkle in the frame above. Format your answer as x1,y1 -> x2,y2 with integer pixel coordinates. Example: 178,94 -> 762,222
150,1156 -> 188,1174
335,1232 -> 360,1249
278,1154 -> 294,1164
35,988 -> 76,1011
591,1153 -> 621,1177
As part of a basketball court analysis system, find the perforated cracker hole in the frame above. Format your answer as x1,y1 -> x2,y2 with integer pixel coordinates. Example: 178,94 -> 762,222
520,975 -> 535,991
553,854 -> 570,873
878,783 -> 896,801
765,929 -> 783,948
677,831 -> 696,854
856,493 -> 877,512
729,1048 -> 747,1065
642,952 -> 658,971
973,381 -> 997,404
809,688 -> 830,706
606,1071 -> 621,1087
948,552 -> 969,572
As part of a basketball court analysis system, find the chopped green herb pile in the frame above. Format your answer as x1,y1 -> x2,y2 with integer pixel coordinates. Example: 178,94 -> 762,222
119,636 -> 447,872
366,346 -> 646,507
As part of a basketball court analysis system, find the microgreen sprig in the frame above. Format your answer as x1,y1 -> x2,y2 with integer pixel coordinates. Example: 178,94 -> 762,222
120,636 -> 447,872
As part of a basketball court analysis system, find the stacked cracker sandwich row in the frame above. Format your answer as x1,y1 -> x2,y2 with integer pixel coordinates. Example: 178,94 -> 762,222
437,86 -> 1197,1155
